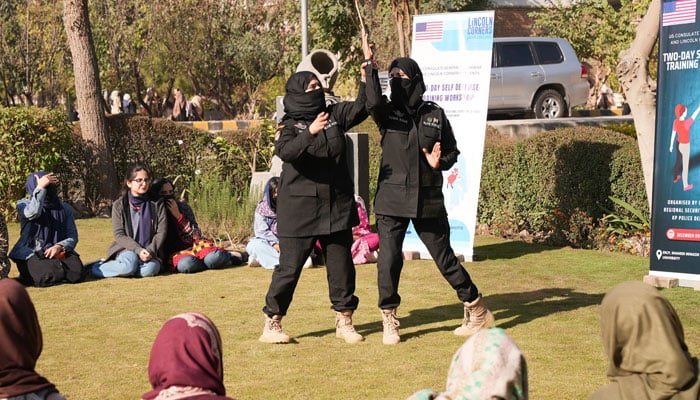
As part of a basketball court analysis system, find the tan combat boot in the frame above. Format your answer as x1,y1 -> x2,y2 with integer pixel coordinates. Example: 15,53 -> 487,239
381,309 -> 401,345
259,314 -> 291,344
335,310 -> 365,344
454,294 -> 495,336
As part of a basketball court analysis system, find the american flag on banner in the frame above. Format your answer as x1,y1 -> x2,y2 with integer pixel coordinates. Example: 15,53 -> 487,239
415,21 -> 443,40
662,0 -> 696,26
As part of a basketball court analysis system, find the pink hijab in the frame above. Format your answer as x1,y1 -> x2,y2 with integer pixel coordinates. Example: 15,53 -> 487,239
142,312 -> 235,400
0,278 -> 58,398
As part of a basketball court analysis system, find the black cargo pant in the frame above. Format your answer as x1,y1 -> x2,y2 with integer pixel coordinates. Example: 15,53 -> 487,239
263,229 -> 359,317
376,214 -> 478,309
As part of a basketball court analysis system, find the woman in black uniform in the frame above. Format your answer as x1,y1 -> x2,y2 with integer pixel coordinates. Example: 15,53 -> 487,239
259,67 -> 368,344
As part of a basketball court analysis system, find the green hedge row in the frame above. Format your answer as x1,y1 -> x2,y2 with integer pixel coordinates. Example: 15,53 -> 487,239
0,107 -> 274,220
478,125 -> 648,246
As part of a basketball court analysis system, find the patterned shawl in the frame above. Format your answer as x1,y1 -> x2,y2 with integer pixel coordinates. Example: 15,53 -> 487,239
407,327 -> 528,400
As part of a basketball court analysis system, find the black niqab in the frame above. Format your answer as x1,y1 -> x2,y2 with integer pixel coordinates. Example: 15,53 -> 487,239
282,71 -> 326,121
389,57 -> 426,116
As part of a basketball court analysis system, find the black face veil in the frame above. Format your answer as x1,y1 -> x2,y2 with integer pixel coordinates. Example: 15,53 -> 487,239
282,71 -> 326,121
389,57 -> 426,115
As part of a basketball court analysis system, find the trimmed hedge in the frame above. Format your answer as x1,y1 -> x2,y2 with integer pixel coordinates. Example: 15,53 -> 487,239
478,126 -> 648,244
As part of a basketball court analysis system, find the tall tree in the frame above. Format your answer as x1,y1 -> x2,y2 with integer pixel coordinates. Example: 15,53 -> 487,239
617,0 -> 659,210
63,0 -> 117,209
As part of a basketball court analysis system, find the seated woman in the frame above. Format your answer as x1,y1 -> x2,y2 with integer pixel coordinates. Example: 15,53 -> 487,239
246,177 -> 281,269
1,213 -> 10,279
351,194 -> 379,264
142,312 -> 235,400
92,164 -> 166,278
588,281 -> 700,400
406,327 -> 528,400
149,178 -> 242,273
0,278 -> 66,399
9,172 -> 85,287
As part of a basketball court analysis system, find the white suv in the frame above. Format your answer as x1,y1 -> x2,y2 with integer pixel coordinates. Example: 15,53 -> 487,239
489,37 -> 590,119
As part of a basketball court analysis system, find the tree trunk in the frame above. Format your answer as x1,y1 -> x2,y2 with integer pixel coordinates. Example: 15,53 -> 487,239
391,0 -> 406,57
616,0 -> 658,211
63,0 -> 118,210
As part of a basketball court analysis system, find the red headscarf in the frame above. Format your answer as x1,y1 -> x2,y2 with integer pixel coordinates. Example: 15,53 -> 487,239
142,312 -> 234,400
0,278 -> 57,397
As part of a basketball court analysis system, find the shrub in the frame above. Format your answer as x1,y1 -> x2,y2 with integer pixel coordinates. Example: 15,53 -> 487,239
0,106 -> 82,220
478,126 -> 649,249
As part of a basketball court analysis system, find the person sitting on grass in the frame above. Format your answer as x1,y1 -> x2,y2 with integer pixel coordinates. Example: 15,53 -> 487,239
149,177 -> 243,273
350,194 -> 379,265
406,327 -> 528,400
9,171 -> 85,287
142,312 -> 236,400
91,164 -> 167,279
1,213 -> 10,279
588,281 -> 700,400
246,177 -> 312,269
0,278 -> 66,399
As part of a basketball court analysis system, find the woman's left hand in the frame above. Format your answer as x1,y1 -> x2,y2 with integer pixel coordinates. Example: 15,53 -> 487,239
423,142 -> 441,169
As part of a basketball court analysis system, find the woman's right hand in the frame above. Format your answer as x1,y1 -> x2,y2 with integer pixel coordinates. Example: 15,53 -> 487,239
361,28 -> 374,62
165,198 -> 181,219
309,112 -> 329,135
36,173 -> 58,189
139,248 -> 152,262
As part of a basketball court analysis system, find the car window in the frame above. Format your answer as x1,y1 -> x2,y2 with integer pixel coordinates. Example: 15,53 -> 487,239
534,42 -> 563,64
499,43 -> 534,67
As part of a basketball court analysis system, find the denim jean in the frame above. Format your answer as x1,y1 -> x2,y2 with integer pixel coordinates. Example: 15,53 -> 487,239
92,250 -> 160,278
246,237 -> 279,269
176,250 -> 231,273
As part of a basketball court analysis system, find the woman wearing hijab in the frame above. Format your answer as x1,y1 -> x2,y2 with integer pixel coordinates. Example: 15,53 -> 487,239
172,89 -> 187,121
0,278 -> 66,399
362,31 -> 494,345
259,62 -> 368,345
589,281 -> 700,400
143,312 -> 235,400
350,194 -> 379,265
406,327 -> 527,400
246,177 -> 281,269
407,327 -> 527,400
91,164 -> 167,278
9,171 -> 85,287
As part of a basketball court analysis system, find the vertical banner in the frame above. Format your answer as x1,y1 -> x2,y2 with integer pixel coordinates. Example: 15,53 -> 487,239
403,11 -> 494,260
650,0 -> 700,286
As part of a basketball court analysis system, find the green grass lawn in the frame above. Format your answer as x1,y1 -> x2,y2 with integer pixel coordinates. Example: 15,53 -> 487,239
6,219 -> 699,399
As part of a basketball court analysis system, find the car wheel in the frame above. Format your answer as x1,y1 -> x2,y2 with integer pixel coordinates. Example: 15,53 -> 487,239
533,89 -> 567,119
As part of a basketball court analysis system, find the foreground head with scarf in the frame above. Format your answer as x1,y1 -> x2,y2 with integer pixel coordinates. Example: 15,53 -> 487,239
407,327 -> 528,400
142,312 -> 235,400
0,278 -> 65,399
589,281 -> 700,400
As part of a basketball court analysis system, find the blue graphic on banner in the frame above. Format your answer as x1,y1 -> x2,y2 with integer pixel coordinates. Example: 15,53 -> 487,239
650,10 -> 700,285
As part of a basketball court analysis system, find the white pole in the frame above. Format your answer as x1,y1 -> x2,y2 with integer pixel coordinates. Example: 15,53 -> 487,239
301,0 -> 308,57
